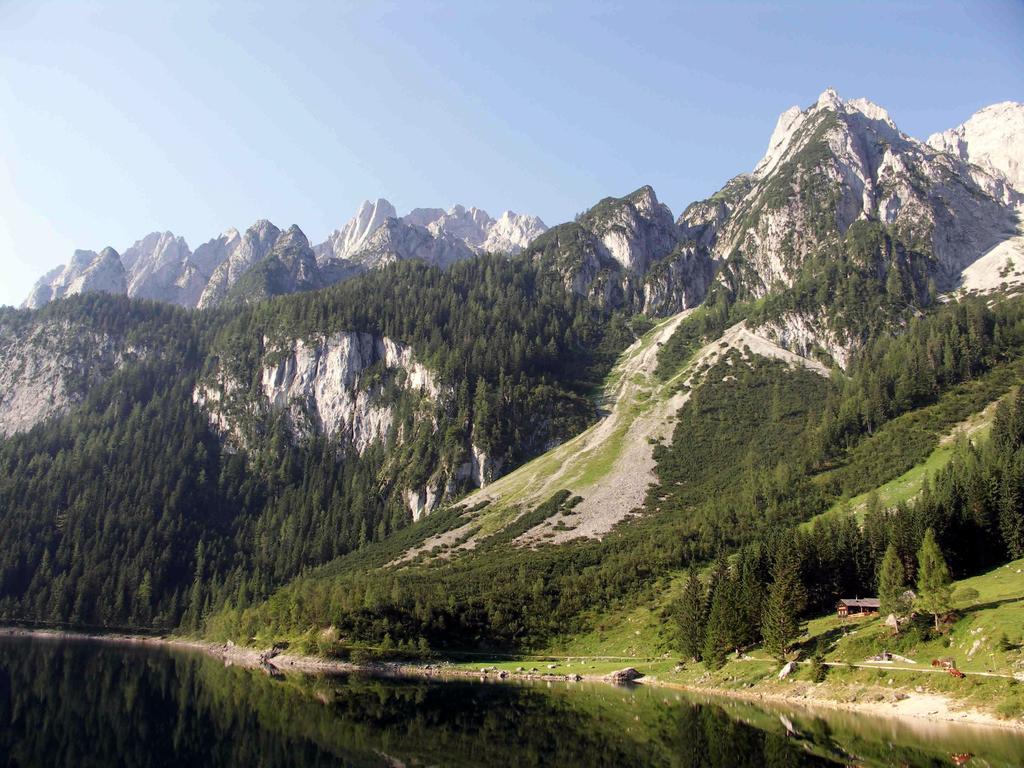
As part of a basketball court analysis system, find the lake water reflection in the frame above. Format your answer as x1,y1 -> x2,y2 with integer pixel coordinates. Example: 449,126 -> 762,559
0,636 -> 1020,767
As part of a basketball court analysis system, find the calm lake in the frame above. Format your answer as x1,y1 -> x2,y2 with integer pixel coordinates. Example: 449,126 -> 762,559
0,636 -> 1021,767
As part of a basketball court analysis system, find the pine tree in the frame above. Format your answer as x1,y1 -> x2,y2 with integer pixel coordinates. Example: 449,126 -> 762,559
675,569 -> 706,662
761,548 -> 805,662
877,543 -> 908,618
735,547 -> 766,647
702,557 -> 734,670
915,528 -> 952,631
999,453 -> 1024,557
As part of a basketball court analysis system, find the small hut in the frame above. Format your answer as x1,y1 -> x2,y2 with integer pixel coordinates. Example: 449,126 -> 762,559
836,597 -> 880,618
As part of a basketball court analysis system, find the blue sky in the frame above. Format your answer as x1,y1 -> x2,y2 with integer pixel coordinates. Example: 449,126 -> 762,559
1,0 -> 1022,306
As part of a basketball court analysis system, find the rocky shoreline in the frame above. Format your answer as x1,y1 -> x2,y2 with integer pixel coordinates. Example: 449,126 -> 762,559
2,626 -> 1021,733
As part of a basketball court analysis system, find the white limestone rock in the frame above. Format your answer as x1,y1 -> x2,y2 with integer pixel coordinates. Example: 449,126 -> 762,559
197,331 -> 439,452
928,101 -> 1024,192
347,219 -> 475,270
121,231 -> 198,305
23,247 -> 127,308
756,310 -> 851,369
403,204 -> 547,255
584,186 -> 681,274
402,207 -> 447,229
482,210 -> 548,254
0,316 -> 144,435
316,199 -> 547,268
418,204 -> 494,248
197,220 -> 281,308
701,88 -> 1020,295
314,199 -> 397,262
191,228 -> 240,278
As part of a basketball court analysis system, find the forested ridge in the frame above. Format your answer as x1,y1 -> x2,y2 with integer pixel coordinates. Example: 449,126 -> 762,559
2,244 -> 1024,667
0,254 -> 630,630
204,296 -> 1024,657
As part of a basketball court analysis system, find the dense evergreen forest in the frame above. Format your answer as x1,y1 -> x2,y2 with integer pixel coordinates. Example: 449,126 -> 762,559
204,296 -> 1024,656
1,244 -> 1023,666
0,255 -> 630,630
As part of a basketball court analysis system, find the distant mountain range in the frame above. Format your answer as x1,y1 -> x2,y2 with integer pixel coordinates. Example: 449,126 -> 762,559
4,87 -> 1024,646
23,201 -> 548,309
23,94 -> 1024,323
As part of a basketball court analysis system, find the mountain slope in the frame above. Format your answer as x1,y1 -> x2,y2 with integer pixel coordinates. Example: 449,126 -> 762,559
928,101 -> 1024,191
525,185 -> 715,316
682,88 -> 1022,366
407,311 -> 831,561
4,89 -> 1024,655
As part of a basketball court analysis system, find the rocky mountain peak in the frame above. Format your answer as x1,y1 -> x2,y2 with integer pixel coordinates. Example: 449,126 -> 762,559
191,229 -> 240,277
571,186 -> 681,275
625,185 -> 671,220
815,86 -> 842,110
276,224 -> 311,250
23,246 -> 128,309
403,207 -> 446,229
196,219 -> 284,309
120,231 -> 195,303
422,205 -> 494,247
928,101 -> 1024,191
484,211 -> 548,254
349,217 -> 475,270
755,88 -> 900,178
314,199 -> 398,263
248,219 -> 281,239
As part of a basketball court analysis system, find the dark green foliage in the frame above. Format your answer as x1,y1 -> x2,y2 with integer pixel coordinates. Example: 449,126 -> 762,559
0,253 -> 633,632
5,238 -> 1024,664
877,544 -> 908,618
650,354 -> 830,551
701,556 -> 735,669
761,539 -> 805,661
813,298 -> 1024,466
810,649 -> 828,683
654,292 -> 746,380
674,569 -> 706,661
210,256 -> 626,468
915,528 -> 952,630
0,366 -> 224,628
218,308 -> 1024,652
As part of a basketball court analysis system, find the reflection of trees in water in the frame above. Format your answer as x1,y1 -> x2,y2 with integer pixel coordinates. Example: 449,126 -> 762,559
7,639 -> 994,767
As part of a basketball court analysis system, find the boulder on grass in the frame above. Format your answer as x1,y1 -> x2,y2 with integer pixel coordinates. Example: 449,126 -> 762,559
605,667 -> 643,683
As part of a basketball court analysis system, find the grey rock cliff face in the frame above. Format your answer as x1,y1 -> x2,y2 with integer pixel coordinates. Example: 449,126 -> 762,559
692,89 -> 1017,295
197,220 -> 282,308
313,199 -> 548,271
0,315 -> 145,435
928,101 -> 1024,192
527,185 -> 715,316
24,248 -> 127,309
583,185 -> 681,274
25,196 -> 548,310
676,89 -> 1022,364
397,204 -> 548,255
314,199 -> 398,262
191,229 -> 241,276
121,231 -> 202,305
221,225 -> 328,304
194,331 -> 496,519
347,218 -> 475,270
